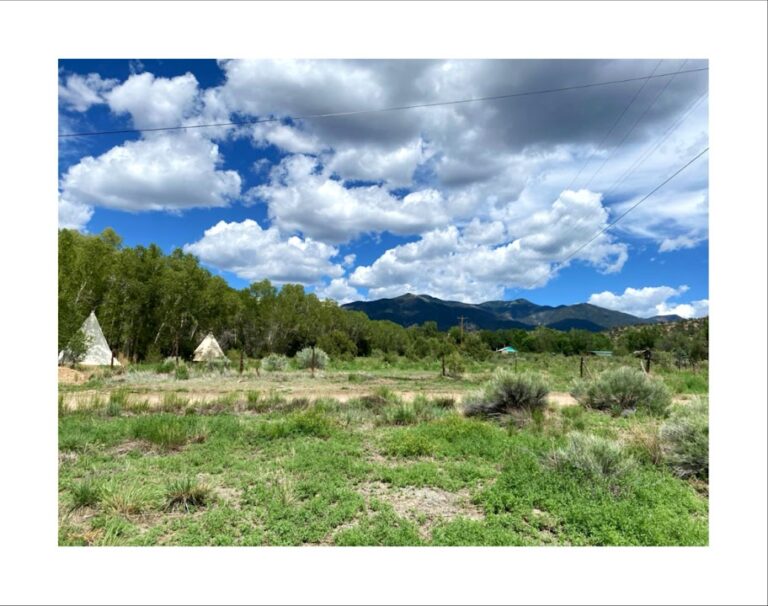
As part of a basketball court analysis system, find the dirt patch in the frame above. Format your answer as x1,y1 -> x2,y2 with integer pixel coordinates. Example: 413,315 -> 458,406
359,481 -> 484,540
548,391 -> 578,407
58,367 -> 90,385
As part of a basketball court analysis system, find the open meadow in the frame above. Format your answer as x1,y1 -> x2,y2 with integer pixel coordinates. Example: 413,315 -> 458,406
58,354 -> 708,546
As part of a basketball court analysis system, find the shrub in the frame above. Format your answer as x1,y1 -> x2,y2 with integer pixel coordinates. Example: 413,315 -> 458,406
660,397 -> 708,480
165,477 -> 211,512
464,370 -> 549,418
445,352 -> 466,378
548,433 -> 636,479
156,360 -> 176,374
575,367 -> 671,416
174,364 -> 189,380
295,347 -> 330,370
261,353 -> 289,372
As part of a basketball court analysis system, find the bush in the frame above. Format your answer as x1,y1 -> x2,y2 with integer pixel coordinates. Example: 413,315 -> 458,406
156,360 -> 176,374
445,352 -> 466,378
295,347 -> 329,370
464,370 -> 549,418
174,364 -> 189,380
548,433 -> 636,480
261,353 -> 289,372
574,367 -> 671,416
660,397 -> 708,480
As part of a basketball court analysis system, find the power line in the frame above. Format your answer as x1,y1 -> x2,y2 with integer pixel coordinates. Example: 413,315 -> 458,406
59,66 -> 709,138
519,146 -> 709,291
601,89 -> 708,200
581,59 -> 689,189
531,88 -> 707,271
563,59 -> 663,193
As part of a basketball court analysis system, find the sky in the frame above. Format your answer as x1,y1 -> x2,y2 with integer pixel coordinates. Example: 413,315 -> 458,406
58,59 -> 709,319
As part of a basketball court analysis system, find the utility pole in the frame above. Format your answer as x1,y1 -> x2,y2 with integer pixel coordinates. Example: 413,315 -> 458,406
457,316 -> 467,345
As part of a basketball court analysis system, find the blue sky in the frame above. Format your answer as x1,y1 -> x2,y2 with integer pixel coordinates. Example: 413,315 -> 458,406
58,59 -> 709,318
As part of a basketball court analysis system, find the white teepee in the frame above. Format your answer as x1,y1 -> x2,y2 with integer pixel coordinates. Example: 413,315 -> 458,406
59,310 -> 120,366
193,332 -> 226,362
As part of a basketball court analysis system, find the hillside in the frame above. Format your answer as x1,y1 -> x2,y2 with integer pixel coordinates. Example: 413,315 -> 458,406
343,293 -> 685,332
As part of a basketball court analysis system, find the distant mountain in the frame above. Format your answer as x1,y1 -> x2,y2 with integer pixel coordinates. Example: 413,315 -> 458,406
342,293 -> 685,332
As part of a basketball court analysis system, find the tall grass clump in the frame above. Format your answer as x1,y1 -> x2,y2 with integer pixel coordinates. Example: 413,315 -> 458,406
174,364 -> 189,380
106,389 -> 128,417
165,477 -> 212,512
69,478 -> 101,509
295,347 -> 329,370
574,367 -> 671,416
464,370 -> 548,418
660,397 -> 708,480
130,415 -> 205,449
260,353 -> 289,372
161,392 -> 189,412
548,433 -> 636,480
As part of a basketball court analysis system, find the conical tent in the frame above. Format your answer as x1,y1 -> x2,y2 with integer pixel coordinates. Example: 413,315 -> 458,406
58,310 -> 120,366
193,332 -> 226,362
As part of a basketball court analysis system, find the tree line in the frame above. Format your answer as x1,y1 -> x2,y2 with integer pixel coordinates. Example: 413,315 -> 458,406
59,228 -> 708,363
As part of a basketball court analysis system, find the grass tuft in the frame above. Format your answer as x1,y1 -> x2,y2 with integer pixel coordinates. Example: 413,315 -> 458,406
165,477 -> 212,512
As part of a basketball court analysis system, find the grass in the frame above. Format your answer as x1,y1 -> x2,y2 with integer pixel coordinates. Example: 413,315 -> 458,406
166,477 -> 212,512
58,358 -> 708,546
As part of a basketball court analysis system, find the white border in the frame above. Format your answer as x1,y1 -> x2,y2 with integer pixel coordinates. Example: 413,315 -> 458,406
0,1 -> 766,604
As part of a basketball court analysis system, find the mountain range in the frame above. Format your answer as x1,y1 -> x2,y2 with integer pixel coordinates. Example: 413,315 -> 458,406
342,293 -> 683,332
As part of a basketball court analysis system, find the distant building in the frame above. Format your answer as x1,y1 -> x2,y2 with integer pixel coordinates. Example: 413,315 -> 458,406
587,350 -> 613,357
496,346 -> 518,354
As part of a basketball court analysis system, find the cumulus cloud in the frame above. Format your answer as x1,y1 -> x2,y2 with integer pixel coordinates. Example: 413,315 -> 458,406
348,190 -> 628,303
249,155 -> 455,243
184,219 -> 343,284
588,285 -> 708,318
59,134 -> 241,212
105,72 -> 201,130
314,278 -> 364,304
58,195 -> 93,231
59,73 -> 117,112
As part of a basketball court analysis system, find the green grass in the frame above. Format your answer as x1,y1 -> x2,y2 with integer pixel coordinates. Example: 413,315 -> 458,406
58,361 -> 708,546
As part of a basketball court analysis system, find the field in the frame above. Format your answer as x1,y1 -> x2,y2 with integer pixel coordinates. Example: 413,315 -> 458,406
58,354 -> 708,546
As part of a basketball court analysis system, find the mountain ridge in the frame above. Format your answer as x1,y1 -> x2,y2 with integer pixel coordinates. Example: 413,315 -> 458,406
342,293 -> 686,332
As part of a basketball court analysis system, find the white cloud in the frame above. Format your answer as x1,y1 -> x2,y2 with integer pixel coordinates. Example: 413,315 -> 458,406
658,234 -> 704,252
105,72 -> 200,130
250,122 -> 324,154
588,285 -> 708,318
59,134 -> 241,212
315,278 -> 363,304
250,155 -> 453,243
58,195 -> 93,231
348,190 -> 628,303
325,139 -> 430,188
59,73 -> 117,112
184,219 -> 343,284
